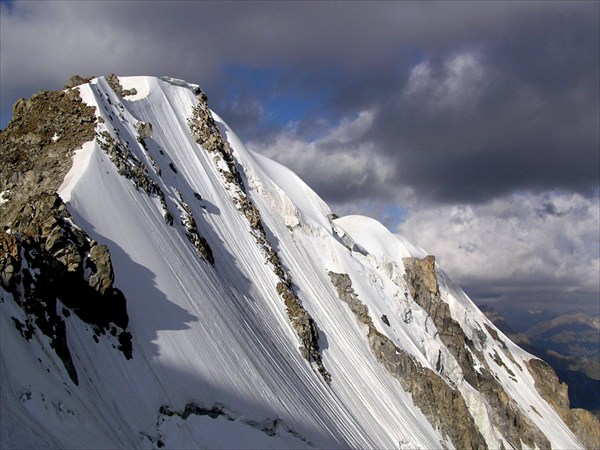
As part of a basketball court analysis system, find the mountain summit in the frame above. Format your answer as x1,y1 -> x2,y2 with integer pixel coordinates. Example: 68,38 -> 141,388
1,75 -> 597,449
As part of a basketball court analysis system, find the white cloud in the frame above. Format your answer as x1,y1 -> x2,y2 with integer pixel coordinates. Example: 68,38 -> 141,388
403,51 -> 488,111
398,191 -> 600,311
249,109 -> 396,202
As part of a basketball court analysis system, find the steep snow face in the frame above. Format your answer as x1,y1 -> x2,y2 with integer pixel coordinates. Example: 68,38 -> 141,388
0,76 -> 583,449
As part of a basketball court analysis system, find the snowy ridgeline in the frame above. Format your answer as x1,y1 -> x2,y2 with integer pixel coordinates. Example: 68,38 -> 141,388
0,75 -> 589,449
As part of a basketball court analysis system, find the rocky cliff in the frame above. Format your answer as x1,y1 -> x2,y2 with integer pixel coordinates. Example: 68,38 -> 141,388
1,83 -> 132,385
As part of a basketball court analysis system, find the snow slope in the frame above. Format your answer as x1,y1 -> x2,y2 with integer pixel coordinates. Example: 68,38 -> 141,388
1,76 -> 583,449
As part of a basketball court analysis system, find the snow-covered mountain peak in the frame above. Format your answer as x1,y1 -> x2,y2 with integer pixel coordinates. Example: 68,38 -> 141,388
1,74 -> 598,449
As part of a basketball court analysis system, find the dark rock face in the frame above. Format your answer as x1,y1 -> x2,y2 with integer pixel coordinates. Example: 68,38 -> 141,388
87,244 -> 114,294
403,256 -> 551,449
0,83 -> 133,384
328,271 -> 487,450
175,190 -> 214,265
188,91 -> 330,382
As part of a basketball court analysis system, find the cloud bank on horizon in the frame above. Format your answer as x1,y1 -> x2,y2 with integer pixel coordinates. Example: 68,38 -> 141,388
1,0 -> 598,313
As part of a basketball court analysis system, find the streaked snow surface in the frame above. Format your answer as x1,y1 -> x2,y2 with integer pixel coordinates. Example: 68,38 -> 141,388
1,76 -> 582,449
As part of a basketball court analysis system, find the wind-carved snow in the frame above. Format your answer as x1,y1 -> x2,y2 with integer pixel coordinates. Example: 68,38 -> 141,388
119,76 -> 150,101
0,75 -> 586,450
57,141 -> 96,202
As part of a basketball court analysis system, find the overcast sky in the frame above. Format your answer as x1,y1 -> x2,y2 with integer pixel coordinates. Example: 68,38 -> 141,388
1,1 -> 598,314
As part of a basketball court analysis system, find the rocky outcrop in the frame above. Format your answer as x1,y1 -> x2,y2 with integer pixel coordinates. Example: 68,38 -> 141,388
404,257 -> 480,384
527,358 -> 600,449
0,83 -> 133,384
175,190 -> 214,265
331,222 -> 368,255
403,256 -> 551,449
135,121 -> 153,141
328,271 -> 487,449
187,94 -> 244,188
188,91 -> 330,382
275,280 -> 330,382
63,75 -> 94,89
97,130 -> 173,226
106,73 -> 137,97
404,255 -> 439,295
146,402 -> 312,449
2,89 -> 96,197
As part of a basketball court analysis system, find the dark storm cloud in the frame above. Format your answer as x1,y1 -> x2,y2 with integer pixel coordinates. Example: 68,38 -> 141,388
359,16 -> 600,204
255,2 -> 599,206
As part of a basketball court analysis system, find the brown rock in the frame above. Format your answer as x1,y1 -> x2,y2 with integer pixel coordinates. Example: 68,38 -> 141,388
64,75 -> 93,89
329,271 -> 487,449
527,358 -> 600,448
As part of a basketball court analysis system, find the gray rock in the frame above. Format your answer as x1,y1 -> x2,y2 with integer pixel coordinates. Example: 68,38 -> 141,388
328,271 -> 487,449
135,121 -> 153,141
0,79 -> 133,379
64,75 -> 93,89
403,256 -> 551,449
88,244 -> 114,295
106,73 -> 137,97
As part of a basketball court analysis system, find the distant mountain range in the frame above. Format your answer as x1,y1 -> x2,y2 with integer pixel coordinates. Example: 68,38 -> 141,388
480,304 -> 600,417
